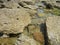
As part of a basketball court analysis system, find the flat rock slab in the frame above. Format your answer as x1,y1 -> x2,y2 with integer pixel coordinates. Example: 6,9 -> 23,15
0,8 -> 31,34
46,16 -> 60,45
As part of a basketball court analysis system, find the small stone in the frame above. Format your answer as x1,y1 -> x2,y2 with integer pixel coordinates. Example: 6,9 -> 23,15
33,32 -> 44,44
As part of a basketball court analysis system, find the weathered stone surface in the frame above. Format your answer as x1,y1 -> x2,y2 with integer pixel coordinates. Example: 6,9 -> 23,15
0,0 -> 37,9
46,16 -> 60,45
23,24 -> 44,45
3,2 -> 20,9
28,24 -> 40,34
0,0 -> 20,9
0,8 -> 31,34
16,34 -> 37,45
20,0 -> 35,4
0,37 -> 17,45
33,32 -> 44,44
31,18 -> 45,24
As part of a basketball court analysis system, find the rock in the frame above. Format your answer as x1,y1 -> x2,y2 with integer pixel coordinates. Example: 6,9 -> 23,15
0,37 -> 17,45
39,0 -> 60,8
23,24 -> 44,45
33,32 -> 44,45
25,9 -> 38,19
3,2 -> 20,9
0,0 -> 39,9
20,0 -> 35,5
0,8 -> 31,34
0,0 -> 38,9
31,18 -> 45,24
16,34 -> 37,45
24,5 -> 38,9
38,13 -> 46,17
28,9 -> 37,15
46,16 -> 60,45
0,0 -> 20,9
18,2 -> 27,8
28,24 -> 40,34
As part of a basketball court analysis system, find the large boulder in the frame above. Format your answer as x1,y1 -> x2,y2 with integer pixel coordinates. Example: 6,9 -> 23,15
0,8 -> 31,34
46,16 -> 60,45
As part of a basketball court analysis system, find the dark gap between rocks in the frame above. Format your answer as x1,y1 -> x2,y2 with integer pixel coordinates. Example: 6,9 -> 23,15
56,1 -> 60,3
0,5 -> 5,8
40,22 -> 49,45
18,2 -> 24,7
0,32 -> 3,37
8,33 -> 21,38
41,1 -> 53,9
0,0 -> 3,3
7,0 -> 11,1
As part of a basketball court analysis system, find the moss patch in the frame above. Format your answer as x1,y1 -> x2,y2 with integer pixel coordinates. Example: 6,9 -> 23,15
52,8 -> 60,16
44,8 -> 60,16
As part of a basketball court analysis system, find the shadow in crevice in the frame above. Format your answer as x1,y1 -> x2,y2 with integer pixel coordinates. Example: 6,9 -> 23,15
40,23 -> 49,45
41,1 -> 53,9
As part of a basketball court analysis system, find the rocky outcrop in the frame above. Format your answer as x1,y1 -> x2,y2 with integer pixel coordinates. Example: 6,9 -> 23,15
46,16 -> 60,45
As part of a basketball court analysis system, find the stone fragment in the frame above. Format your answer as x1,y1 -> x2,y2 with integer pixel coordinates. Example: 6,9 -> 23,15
33,32 -> 44,44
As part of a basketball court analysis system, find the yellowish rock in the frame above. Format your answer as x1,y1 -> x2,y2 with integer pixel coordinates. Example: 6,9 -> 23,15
0,8 -> 31,34
0,37 -> 17,45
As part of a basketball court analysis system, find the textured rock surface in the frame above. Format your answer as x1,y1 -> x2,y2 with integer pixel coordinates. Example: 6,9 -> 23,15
0,0 -> 37,9
0,0 -> 60,45
46,16 -> 60,45
39,0 -> 60,8
0,8 -> 31,34
23,24 -> 45,45
0,37 -> 17,45
33,32 -> 44,44
16,34 -> 37,45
